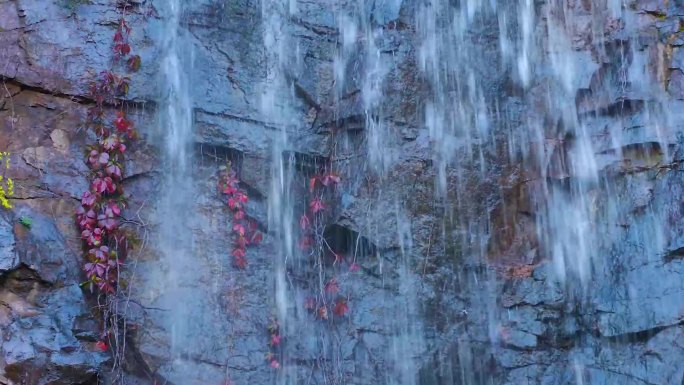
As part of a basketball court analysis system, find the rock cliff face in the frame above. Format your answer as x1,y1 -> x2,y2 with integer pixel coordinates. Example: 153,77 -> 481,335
1,0 -> 683,384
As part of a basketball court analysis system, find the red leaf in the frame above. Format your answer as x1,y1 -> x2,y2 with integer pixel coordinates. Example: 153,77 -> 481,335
236,192 -> 248,203
98,152 -> 110,166
92,178 -> 107,194
309,177 -> 317,192
251,232 -> 263,245
298,236 -> 313,250
349,263 -> 361,272
270,334 -> 281,346
333,298 -> 349,317
223,185 -> 237,195
299,214 -> 310,230
88,150 -> 100,167
310,198 -> 325,214
228,198 -> 240,210
114,112 -> 131,133
233,224 -> 245,236
232,248 -> 246,258
95,341 -> 108,351
81,191 -> 96,207
234,210 -> 245,220
106,164 -> 123,180
114,43 -> 131,56
321,174 -> 341,186
317,306 -> 329,320
107,201 -> 121,216
324,278 -> 339,295
234,255 -> 247,269
269,360 -> 280,369
104,177 -> 117,194
235,236 -> 247,248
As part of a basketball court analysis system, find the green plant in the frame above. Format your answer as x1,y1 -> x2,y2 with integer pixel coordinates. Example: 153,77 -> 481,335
0,151 -> 14,209
19,216 -> 32,229
60,0 -> 92,11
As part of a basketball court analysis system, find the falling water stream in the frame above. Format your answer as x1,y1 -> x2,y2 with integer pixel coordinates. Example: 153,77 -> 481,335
147,0 -> 683,384
154,0 -> 205,381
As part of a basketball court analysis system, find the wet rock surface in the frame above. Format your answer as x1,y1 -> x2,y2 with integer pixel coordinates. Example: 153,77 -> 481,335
1,0 -> 683,384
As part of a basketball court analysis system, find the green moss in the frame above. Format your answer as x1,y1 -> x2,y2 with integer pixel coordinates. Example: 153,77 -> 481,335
60,0 -> 92,11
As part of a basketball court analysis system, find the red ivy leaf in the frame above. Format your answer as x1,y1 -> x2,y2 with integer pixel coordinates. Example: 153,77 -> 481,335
309,177 -> 317,192
298,236 -> 313,250
95,341 -> 108,351
321,174 -> 341,186
234,255 -> 247,269
324,278 -> 339,295
333,299 -> 349,317
81,191 -> 96,207
310,198 -> 325,214
235,192 -> 248,204
233,224 -> 245,237
248,220 -> 258,232
114,43 -> 131,56
250,232 -> 263,245
228,198 -> 240,210
299,214 -> 310,230
317,306 -> 329,320
114,112 -> 132,133
106,164 -> 123,180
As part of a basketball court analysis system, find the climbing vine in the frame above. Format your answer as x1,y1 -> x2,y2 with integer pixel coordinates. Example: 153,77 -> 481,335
218,162 -> 263,268
74,6 -> 142,364
298,169 -> 352,321
265,317 -> 282,369
0,151 -> 14,209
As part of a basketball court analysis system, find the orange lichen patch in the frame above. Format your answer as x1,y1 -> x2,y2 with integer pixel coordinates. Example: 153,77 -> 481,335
489,260 -> 544,280
506,264 -> 537,279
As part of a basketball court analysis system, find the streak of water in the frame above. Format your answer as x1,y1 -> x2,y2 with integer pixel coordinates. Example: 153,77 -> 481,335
154,0 -> 200,381
262,0 -> 299,383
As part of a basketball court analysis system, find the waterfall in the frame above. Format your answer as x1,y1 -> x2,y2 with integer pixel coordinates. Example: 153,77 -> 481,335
152,1 -> 203,381
262,0 -> 298,383
145,0 -> 679,383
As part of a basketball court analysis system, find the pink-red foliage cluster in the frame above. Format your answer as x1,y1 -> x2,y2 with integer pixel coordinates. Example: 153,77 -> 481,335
219,164 -> 262,268
265,318 -> 282,369
76,15 -> 141,296
299,171 -> 351,320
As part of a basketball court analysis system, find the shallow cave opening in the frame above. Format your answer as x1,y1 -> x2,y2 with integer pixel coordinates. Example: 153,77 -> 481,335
323,224 -> 376,263
283,150 -> 331,176
197,143 -> 244,169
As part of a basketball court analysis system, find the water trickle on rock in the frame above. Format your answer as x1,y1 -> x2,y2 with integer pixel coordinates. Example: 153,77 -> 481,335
150,0 -> 204,381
